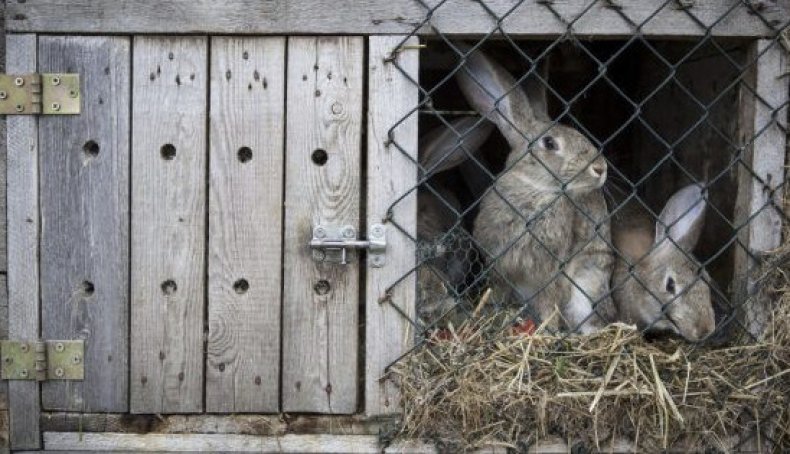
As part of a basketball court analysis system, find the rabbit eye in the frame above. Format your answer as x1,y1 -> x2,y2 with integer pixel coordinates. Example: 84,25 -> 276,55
542,136 -> 558,151
665,276 -> 676,294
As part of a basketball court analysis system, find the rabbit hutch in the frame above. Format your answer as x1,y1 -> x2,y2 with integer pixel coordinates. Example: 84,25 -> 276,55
0,0 -> 789,452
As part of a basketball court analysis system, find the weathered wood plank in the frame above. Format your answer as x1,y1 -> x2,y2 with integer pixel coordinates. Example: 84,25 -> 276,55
282,36 -> 363,414
40,412 -> 395,436
43,432 -> 436,453
130,36 -> 207,414
207,36 -> 285,413
365,36 -> 419,416
733,39 -> 788,340
5,0 -> 788,37
6,33 -> 40,451
38,36 -> 130,413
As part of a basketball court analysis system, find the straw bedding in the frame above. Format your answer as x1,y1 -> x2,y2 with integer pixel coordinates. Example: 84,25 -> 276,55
391,245 -> 790,452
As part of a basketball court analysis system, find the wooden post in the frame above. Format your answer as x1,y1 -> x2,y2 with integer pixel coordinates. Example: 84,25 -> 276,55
6,33 -> 40,450
38,36 -> 131,413
130,36 -> 207,413
282,36 -> 364,414
733,39 -> 788,339
206,36 -> 285,413
365,36 -> 419,415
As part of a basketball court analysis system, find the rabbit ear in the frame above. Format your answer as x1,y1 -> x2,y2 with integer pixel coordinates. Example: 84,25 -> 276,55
654,184 -> 707,252
523,58 -> 550,124
419,117 -> 495,177
455,44 -> 539,149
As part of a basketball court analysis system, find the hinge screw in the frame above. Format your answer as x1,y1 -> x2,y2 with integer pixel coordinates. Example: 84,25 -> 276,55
15,104 -> 23,113
51,102 -> 61,112
72,355 -> 82,365
3,357 -> 12,364
342,226 -> 355,238
371,225 -> 384,238
14,77 -> 24,87
19,369 -> 28,378
54,367 -> 64,378
20,343 -> 29,353
0,91 -> 7,99
55,342 -> 65,352
69,90 -> 78,98
314,227 -> 326,239
51,76 -> 61,86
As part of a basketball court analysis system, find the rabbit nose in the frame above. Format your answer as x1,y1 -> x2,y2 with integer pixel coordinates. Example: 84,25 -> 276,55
590,162 -> 606,178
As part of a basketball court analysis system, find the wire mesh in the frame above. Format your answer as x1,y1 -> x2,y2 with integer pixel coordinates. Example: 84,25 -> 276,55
378,0 -> 790,451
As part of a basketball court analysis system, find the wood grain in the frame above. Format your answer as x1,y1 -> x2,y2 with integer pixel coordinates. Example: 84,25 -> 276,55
130,36 -> 207,414
5,0 -> 788,37
43,432 -> 437,453
733,39 -> 788,339
207,36 -> 285,413
38,36 -> 130,413
282,37 -> 363,414
6,33 -> 40,450
365,36 -> 419,416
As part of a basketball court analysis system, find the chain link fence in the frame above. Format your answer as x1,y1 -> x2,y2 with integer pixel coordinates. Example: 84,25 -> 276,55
379,1 -> 790,451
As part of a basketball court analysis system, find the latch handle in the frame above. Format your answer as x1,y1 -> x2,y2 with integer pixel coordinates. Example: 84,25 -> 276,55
310,224 -> 387,267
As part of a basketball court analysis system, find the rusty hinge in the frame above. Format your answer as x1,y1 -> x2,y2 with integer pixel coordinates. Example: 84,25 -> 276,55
0,340 -> 84,381
0,73 -> 81,115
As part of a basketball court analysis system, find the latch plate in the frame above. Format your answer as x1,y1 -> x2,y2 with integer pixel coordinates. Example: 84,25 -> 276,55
1,340 -> 85,381
310,224 -> 387,267
0,73 -> 81,115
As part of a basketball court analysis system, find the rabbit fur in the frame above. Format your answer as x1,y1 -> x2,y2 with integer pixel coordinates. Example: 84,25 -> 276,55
611,183 -> 715,342
455,44 -> 616,333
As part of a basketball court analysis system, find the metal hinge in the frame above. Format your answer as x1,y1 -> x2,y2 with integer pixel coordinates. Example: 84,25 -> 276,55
0,73 -> 81,115
1,340 -> 85,381
310,224 -> 387,267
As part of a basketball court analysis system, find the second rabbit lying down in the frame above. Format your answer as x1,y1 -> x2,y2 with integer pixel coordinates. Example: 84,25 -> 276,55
454,44 -> 616,333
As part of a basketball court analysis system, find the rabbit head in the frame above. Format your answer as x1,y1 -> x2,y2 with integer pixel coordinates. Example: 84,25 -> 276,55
455,45 -> 607,196
613,184 -> 715,342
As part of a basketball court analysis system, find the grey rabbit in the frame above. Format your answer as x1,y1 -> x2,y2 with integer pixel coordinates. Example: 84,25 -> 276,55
455,44 -> 616,333
611,183 -> 715,341
416,117 -> 493,326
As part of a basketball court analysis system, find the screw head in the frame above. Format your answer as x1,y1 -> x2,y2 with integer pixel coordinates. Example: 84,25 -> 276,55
371,255 -> 385,267
55,342 -> 65,352
371,225 -> 384,238
342,226 -> 355,239
55,367 -> 64,377
4,356 -> 12,364
19,343 -> 29,353
19,369 -> 28,378
51,102 -> 61,111
314,227 -> 326,239
69,89 -> 78,98
0,91 -> 7,99
51,76 -> 61,86
15,104 -> 24,112
72,355 -> 82,365
14,77 -> 24,87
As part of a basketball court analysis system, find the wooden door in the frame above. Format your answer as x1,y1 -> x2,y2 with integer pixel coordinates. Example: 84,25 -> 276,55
5,33 -> 420,448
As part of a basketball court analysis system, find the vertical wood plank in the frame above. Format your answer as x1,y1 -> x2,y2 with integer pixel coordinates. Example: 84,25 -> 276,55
282,36 -> 363,414
130,36 -> 207,414
365,36 -> 419,415
207,37 -> 285,413
734,39 -> 788,339
38,36 -> 130,413
6,33 -> 40,450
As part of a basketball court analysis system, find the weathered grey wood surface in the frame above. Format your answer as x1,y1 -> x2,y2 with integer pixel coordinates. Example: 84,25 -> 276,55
207,36 -> 285,413
5,0 -> 789,37
734,39 -> 788,339
6,33 -> 40,450
38,36 -> 130,413
282,37 -> 363,414
130,36 -> 207,413
365,36 -> 419,416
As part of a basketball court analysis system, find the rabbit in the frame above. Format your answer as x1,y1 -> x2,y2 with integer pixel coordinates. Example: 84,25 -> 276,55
416,117 -> 494,326
610,183 -> 715,342
455,44 -> 616,333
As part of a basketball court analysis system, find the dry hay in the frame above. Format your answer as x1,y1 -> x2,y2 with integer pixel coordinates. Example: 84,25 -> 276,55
391,248 -> 790,452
